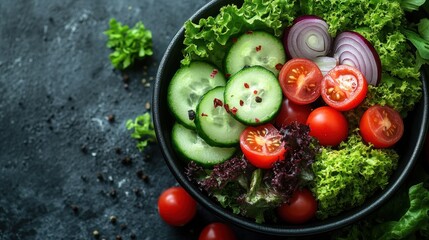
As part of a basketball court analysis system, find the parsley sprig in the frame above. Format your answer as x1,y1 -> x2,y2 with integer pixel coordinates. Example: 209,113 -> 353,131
126,112 -> 157,152
104,18 -> 153,70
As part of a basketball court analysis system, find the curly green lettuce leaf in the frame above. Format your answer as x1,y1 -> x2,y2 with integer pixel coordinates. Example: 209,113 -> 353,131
312,133 -> 399,219
126,112 -> 157,151
332,169 -> 429,240
182,0 -> 298,68
364,73 -> 423,117
299,0 -> 404,37
105,18 -> 153,70
357,29 -> 421,80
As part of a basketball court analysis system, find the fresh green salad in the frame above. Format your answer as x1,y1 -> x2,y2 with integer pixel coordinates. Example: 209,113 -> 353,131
166,0 -> 429,230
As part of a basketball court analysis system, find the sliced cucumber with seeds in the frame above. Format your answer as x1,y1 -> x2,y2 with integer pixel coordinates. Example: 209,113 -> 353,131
195,86 -> 247,147
171,122 -> 236,167
225,31 -> 286,76
168,61 -> 226,129
224,66 -> 283,125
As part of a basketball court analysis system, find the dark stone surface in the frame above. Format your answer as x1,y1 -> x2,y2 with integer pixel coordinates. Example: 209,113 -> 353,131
0,0 -> 295,239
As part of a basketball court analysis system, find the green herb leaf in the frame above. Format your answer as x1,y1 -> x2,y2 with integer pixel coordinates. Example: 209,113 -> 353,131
400,0 -> 426,11
402,29 -> 429,60
126,112 -> 157,152
418,18 -> 429,41
104,18 -> 153,70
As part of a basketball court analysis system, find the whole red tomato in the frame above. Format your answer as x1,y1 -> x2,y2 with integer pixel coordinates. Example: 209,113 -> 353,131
199,222 -> 236,240
306,106 -> 348,146
157,186 -> 197,226
277,189 -> 317,224
274,98 -> 312,128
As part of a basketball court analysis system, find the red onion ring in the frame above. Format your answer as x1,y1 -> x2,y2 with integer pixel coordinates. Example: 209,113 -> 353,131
284,16 -> 332,60
333,31 -> 381,85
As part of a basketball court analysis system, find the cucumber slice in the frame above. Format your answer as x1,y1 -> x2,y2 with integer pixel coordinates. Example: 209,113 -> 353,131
168,61 -> 226,129
171,122 -> 236,167
195,86 -> 247,147
224,66 -> 282,125
225,31 -> 286,76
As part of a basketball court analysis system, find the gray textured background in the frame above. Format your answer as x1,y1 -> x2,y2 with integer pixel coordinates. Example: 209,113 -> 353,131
0,0 -> 300,239
0,0 -> 222,239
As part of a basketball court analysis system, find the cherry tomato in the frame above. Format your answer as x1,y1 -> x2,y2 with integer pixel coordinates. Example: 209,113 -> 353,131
359,105 -> 404,148
274,98 -> 312,128
277,189 -> 317,224
278,58 -> 323,105
321,65 -> 367,111
306,106 -> 348,146
240,123 -> 286,169
157,186 -> 197,226
198,222 -> 237,240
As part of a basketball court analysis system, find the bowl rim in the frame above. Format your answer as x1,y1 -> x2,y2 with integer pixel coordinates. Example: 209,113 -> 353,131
153,0 -> 429,236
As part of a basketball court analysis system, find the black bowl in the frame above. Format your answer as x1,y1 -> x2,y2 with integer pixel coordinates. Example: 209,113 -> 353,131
153,0 -> 429,236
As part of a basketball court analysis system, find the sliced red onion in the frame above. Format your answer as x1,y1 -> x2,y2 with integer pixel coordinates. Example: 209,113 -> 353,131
333,31 -> 381,85
313,56 -> 338,76
284,16 -> 333,59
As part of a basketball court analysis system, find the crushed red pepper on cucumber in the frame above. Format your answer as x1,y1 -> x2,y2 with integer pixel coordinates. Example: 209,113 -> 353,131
167,0 -> 428,225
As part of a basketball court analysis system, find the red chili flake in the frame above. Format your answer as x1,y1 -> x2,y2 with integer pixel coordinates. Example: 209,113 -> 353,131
201,113 -> 208,117
244,83 -> 250,88
231,107 -> 238,115
224,104 -> 231,113
275,63 -> 283,71
232,38 -> 237,43
225,73 -> 231,78
255,45 -> 262,52
254,90 -> 258,94
246,31 -> 253,34
213,98 -> 223,108
239,100 -> 244,106
210,69 -> 219,78
255,118 -> 260,123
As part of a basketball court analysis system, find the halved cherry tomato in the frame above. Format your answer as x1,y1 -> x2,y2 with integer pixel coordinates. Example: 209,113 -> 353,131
239,123 -> 286,169
306,106 -> 348,146
279,58 -> 323,105
157,186 -> 197,226
198,222 -> 237,240
321,65 -> 367,111
274,98 -> 312,128
359,105 -> 404,148
277,189 -> 317,224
